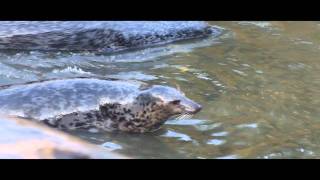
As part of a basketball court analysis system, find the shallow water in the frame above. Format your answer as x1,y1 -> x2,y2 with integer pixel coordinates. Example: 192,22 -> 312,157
1,21 -> 320,158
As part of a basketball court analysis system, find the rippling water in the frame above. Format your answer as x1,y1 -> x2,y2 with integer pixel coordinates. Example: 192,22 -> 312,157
1,21 -> 320,158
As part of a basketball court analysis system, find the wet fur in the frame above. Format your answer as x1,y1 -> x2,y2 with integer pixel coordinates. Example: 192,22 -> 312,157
42,93 -> 184,133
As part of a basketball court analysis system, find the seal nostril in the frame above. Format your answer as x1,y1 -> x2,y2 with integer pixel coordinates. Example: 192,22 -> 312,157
187,104 -> 202,114
184,100 -> 202,114
194,105 -> 202,113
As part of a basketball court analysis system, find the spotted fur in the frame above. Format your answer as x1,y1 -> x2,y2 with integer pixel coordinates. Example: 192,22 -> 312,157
43,93 -> 189,133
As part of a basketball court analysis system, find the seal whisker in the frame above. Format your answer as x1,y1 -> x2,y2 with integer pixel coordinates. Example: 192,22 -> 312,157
174,114 -> 183,120
178,114 -> 187,119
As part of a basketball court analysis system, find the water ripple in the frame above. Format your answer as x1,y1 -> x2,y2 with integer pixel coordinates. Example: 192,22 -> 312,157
161,130 -> 193,142
207,139 -> 226,146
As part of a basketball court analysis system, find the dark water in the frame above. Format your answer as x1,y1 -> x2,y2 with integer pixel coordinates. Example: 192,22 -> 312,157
1,21 -> 320,158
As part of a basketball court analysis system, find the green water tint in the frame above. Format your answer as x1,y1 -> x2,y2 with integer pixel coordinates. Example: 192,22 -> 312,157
72,22 -> 320,158
1,21 -> 320,158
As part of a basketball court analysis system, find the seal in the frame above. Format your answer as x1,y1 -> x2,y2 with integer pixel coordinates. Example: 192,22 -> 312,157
0,78 -> 202,133
0,21 -> 221,53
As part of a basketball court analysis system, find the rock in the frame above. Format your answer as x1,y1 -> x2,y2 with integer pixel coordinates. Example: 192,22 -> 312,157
0,115 -> 128,159
0,21 -> 221,53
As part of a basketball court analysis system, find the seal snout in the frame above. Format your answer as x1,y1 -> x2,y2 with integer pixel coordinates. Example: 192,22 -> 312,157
183,99 -> 202,114
193,104 -> 202,113
188,103 -> 202,114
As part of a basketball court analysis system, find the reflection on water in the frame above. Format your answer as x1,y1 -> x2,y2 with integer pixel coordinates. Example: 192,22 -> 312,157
161,130 -> 193,142
1,21 -> 320,158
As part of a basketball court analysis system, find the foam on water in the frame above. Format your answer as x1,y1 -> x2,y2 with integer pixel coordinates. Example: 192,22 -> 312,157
238,21 -> 272,28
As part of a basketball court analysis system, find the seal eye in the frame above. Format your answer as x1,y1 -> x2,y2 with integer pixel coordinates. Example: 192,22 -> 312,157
170,100 -> 181,105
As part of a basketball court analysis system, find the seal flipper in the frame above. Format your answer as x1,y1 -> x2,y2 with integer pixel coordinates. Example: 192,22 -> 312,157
40,111 -> 101,131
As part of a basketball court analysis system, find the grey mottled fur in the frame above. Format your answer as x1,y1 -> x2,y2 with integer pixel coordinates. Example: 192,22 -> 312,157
0,21 -> 221,53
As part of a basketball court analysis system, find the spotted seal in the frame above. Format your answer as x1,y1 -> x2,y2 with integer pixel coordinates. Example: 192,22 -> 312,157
0,78 -> 202,133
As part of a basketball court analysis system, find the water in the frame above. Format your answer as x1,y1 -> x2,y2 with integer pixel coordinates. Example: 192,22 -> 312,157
1,21 -> 320,158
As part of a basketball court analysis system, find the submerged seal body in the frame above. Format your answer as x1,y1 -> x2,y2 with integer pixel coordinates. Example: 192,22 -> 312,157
0,78 -> 202,133
0,21 -> 220,53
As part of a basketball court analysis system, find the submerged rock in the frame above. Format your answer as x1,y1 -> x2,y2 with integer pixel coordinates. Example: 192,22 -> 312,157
0,21 -> 221,53
0,115 -> 128,159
